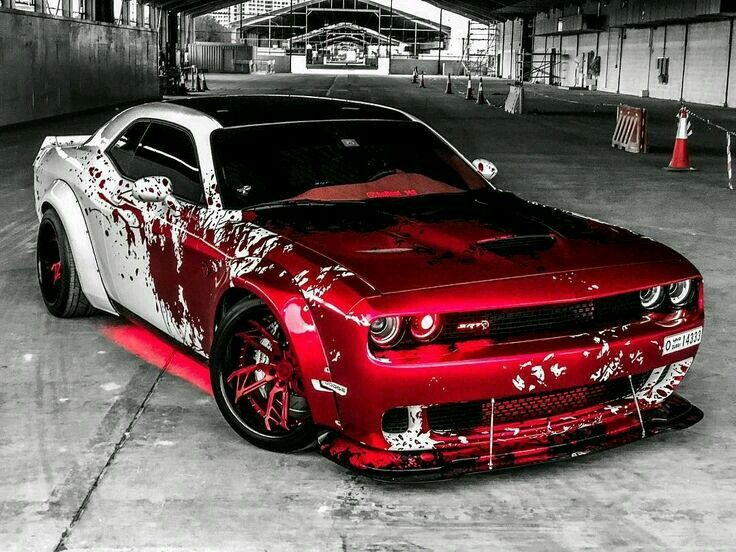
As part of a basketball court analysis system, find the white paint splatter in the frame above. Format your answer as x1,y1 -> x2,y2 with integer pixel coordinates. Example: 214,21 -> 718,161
550,363 -> 566,377
383,406 -> 439,451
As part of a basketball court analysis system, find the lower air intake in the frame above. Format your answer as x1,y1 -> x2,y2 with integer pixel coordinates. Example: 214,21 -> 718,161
427,372 -> 651,432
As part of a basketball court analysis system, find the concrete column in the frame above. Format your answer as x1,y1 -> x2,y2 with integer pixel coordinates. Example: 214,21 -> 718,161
62,0 -> 71,17
136,2 -> 144,28
83,0 -> 93,20
121,0 -> 130,25
94,0 -> 114,23
166,10 -> 178,66
33,0 -> 45,14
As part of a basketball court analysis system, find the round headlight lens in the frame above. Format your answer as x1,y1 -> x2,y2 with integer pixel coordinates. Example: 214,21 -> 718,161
369,316 -> 403,348
669,279 -> 694,307
409,314 -> 443,342
640,286 -> 664,310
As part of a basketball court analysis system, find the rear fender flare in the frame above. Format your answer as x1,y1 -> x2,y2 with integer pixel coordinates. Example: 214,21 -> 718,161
39,180 -> 116,314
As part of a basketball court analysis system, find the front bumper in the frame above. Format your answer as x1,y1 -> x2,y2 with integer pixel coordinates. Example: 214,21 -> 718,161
319,393 -> 703,481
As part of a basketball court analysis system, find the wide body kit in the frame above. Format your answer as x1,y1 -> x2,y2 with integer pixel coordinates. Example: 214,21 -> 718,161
33,96 -> 704,479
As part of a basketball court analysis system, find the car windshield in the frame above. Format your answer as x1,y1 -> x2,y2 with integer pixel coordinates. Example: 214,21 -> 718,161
211,120 -> 489,209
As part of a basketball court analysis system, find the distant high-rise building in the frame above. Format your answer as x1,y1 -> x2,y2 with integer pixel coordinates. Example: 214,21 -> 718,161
210,0 -> 291,26
209,9 -> 233,26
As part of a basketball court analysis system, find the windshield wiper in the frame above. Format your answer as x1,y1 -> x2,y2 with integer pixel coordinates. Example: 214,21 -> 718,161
245,199 -> 364,211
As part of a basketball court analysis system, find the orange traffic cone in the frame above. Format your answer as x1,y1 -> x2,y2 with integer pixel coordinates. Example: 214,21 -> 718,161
195,67 -> 202,92
465,75 -> 474,100
201,71 -> 209,91
419,71 -> 426,88
665,107 -> 695,171
445,73 -> 453,94
476,77 -> 485,105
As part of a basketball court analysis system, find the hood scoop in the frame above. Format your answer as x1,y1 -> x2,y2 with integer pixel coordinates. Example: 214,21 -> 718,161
477,234 -> 556,256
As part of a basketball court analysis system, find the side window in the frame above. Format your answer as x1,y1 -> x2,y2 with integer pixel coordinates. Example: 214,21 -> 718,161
107,122 -> 149,180
135,123 -> 204,204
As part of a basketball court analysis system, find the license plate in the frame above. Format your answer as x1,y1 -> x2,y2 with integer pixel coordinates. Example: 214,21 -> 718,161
663,326 -> 703,356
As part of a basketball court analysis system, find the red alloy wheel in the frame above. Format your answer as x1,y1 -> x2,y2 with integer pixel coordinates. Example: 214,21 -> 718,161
37,218 -> 63,306
222,312 -> 309,435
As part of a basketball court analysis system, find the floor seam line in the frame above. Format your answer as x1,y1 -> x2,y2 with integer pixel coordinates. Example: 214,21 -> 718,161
51,361 -> 169,552
325,75 -> 339,97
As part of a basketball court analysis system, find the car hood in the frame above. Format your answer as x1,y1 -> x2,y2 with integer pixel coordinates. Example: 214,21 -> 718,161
255,190 -> 684,295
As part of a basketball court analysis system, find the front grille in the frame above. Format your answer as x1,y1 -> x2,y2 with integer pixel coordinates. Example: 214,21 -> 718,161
438,292 -> 643,344
427,372 -> 651,432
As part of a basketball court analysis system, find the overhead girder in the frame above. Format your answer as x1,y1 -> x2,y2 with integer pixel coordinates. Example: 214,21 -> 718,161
148,0 -> 582,26
320,35 -> 382,47
228,0 -> 449,49
325,36 -> 371,45
231,0 -> 448,32
291,22 -> 400,46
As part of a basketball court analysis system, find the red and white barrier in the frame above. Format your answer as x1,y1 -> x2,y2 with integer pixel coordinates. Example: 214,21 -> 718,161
612,105 -> 648,153
728,133 -> 733,190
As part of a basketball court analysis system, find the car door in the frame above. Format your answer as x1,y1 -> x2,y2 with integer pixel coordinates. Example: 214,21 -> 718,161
87,119 -> 152,307
103,120 -> 218,353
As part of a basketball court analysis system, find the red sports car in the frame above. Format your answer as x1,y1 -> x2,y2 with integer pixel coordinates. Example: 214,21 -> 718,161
33,95 -> 704,479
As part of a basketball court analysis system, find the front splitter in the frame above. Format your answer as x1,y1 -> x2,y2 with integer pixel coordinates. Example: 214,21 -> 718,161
318,394 -> 703,481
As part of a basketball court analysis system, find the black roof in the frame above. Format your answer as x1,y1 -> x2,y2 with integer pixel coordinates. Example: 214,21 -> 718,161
165,95 -> 411,127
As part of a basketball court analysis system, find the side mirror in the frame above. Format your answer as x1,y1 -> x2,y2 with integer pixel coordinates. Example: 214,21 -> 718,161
132,176 -> 172,203
472,158 -> 498,181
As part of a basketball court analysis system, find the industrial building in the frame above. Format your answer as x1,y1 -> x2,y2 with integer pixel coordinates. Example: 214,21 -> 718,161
497,1 -> 736,106
1,0 -> 735,550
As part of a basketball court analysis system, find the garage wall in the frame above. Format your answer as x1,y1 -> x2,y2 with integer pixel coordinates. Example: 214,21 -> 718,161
508,3 -> 736,107
0,9 -> 159,127
647,25 -> 686,101
682,20 -> 731,106
599,30 -> 619,93
618,28 -> 651,97
389,58 -> 441,75
498,19 -> 523,80
559,35 -> 577,87
728,21 -> 736,107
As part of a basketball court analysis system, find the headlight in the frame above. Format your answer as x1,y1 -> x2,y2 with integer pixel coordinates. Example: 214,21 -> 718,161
640,286 -> 665,310
369,316 -> 403,348
409,314 -> 443,342
669,279 -> 695,307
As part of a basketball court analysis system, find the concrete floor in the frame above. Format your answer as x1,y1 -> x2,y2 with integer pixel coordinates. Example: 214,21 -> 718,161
2,73 -> 735,551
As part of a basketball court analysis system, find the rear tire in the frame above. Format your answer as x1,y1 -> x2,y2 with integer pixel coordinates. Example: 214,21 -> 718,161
36,208 -> 94,318
210,298 -> 316,453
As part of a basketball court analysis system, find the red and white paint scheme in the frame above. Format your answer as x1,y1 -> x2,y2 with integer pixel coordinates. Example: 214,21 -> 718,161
34,95 -> 704,479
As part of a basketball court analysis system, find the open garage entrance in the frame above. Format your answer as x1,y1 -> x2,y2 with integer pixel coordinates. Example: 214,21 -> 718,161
228,0 -> 450,74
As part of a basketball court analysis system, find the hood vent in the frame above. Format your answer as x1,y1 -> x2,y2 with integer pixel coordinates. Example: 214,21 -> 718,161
478,234 -> 556,256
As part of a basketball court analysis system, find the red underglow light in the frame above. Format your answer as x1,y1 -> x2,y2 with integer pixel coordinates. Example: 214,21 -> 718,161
103,322 -> 212,395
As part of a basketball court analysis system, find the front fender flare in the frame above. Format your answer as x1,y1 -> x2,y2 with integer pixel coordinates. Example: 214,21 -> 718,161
40,180 -> 116,314
223,263 -> 342,431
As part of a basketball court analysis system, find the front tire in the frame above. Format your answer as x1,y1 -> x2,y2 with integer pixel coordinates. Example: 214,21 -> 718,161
210,298 -> 316,452
36,208 -> 94,318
